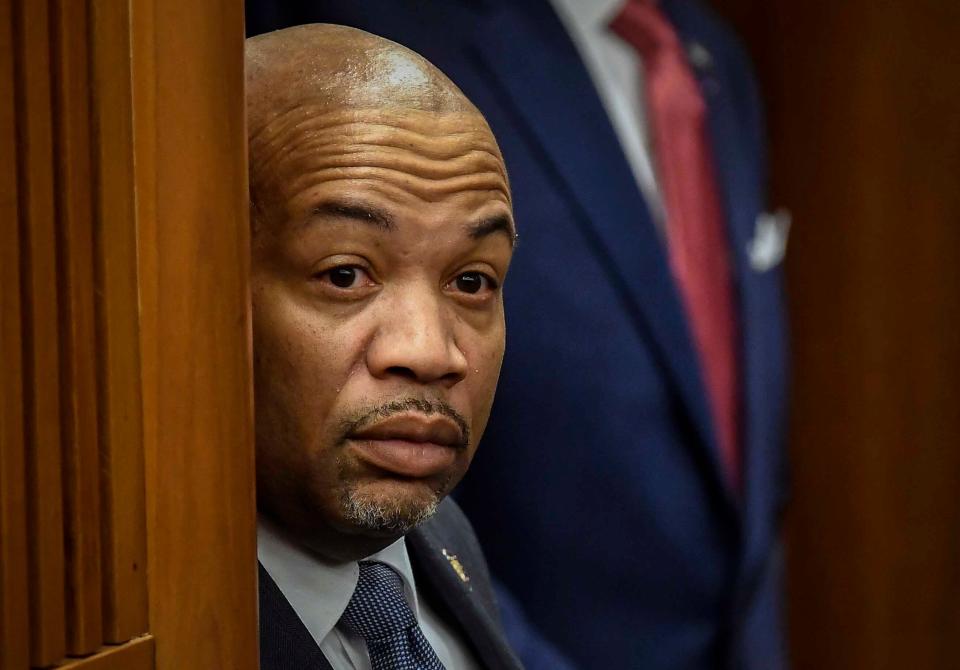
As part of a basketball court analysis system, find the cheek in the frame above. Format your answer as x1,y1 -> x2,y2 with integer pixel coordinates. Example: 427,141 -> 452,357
461,321 -> 506,433
252,285 -> 361,450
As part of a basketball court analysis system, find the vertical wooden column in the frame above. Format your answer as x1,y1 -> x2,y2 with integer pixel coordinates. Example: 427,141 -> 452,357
0,0 -> 29,666
89,0 -> 150,644
134,0 -> 259,668
13,0 -> 67,664
51,0 -> 104,656
0,0 -> 255,667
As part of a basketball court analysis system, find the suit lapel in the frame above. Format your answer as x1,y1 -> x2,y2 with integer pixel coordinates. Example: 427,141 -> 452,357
258,563 -> 334,670
406,526 -> 521,670
470,2 -> 735,508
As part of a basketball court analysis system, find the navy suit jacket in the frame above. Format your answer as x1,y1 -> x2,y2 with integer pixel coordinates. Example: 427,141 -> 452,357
258,499 -> 525,670
247,1 -> 790,667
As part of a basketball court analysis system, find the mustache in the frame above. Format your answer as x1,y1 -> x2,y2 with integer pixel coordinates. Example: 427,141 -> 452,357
338,397 -> 470,449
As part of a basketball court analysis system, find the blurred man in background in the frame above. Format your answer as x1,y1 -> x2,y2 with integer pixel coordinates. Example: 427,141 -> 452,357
247,1 -> 790,668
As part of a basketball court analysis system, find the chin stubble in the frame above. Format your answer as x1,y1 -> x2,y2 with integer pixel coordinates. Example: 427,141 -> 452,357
339,483 -> 443,534
333,396 -> 467,534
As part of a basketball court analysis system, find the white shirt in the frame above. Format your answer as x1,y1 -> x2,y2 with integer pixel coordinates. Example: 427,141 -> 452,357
548,0 -> 665,222
257,517 -> 480,670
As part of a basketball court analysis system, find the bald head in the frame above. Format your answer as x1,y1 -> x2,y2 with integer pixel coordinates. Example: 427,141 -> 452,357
245,23 -> 509,235
246,24 -> 479,133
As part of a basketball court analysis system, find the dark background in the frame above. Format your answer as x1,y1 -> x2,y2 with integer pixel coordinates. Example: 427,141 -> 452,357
708,1 -> 960,667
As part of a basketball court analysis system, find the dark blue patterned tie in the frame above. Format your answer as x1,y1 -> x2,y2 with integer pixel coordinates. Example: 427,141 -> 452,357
340,561 -> 446,670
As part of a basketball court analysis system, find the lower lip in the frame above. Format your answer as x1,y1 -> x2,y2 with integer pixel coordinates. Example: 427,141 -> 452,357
349,439 -> 458,478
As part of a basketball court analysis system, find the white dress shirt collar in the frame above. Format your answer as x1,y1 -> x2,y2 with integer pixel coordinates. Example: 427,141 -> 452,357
257,515 -> 422,645
551,0 -> 624,31
548,0 -> 665,221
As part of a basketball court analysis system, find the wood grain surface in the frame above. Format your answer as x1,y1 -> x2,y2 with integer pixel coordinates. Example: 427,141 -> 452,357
709,1 -> 960,667
135,1 -> 259,668
58,636 -> 155,670
0,1 -> 30,666
52,0 -> 104,656
14,0 -> 68,664
89,0 -> 150,644
2,2 -> 258,667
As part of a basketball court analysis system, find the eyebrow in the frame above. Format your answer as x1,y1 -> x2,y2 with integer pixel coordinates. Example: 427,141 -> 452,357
310,200 -> 516,246
468,214 -> 517,247
310,201 -> 395,231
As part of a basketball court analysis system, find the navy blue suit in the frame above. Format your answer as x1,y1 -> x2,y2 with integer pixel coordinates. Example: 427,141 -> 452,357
247,1 -> 789,667
259,500 -> 527,670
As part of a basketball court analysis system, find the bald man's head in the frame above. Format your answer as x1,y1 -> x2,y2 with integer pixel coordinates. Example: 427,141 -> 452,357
246,24 -> 508,232
247,25 -> 515,561
246,23 -> 478,134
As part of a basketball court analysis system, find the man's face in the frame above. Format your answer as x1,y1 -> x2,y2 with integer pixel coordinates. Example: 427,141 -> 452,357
251,105 -> 514,548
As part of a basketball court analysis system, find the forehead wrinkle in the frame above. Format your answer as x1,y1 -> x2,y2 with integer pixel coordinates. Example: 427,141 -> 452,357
251,135 -> 506,195
250,107 -> 502,163
247,106 -> 493,150
283,171 -> 512,207
254,142 -> 510,212
251,110 -> 511,212
254,130 -> 504,174
258,143 -> 507,187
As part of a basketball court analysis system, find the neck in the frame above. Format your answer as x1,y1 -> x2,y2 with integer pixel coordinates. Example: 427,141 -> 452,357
258,508 -> 404,564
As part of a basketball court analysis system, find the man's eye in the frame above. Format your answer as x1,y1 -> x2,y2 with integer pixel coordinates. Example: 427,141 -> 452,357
320,265 -> 368,289
454,271 -> 497,295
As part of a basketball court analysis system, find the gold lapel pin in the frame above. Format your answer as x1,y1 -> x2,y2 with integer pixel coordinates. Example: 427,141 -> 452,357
442,548 -> 470,584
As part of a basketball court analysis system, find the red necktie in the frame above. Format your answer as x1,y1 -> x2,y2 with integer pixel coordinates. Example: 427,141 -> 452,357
610,0 -> 742,490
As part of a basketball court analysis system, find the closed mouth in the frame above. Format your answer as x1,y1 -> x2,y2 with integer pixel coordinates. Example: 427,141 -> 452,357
346,412 -> 466,478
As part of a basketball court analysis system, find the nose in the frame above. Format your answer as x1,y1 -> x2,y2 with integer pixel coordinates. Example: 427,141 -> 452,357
365,290 -> 469,388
